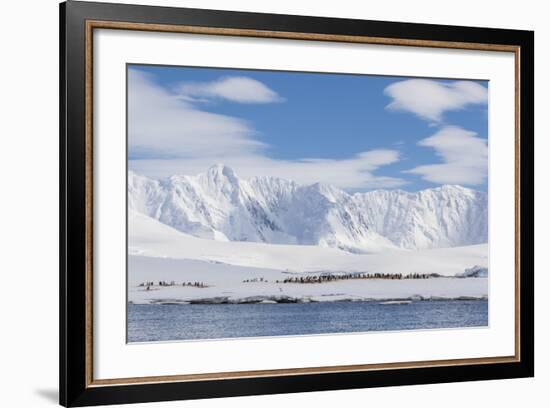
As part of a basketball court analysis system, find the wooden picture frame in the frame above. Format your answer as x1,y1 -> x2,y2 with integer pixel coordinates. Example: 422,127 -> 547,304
60,1 -> 534,406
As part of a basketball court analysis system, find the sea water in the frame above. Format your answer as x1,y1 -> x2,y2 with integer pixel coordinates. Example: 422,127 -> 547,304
127,300 -> 488,342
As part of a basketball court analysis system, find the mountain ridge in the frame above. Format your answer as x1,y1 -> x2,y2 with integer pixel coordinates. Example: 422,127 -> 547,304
128,164 -> 487,253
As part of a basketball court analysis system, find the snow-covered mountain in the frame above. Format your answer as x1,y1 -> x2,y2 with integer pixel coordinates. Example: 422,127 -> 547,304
128,164 -> 487,253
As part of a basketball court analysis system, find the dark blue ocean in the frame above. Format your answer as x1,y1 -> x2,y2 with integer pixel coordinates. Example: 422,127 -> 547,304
127,300 -> 488,342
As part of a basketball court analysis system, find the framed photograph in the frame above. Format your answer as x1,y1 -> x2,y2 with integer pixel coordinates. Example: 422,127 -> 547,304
60,1 -> 534,406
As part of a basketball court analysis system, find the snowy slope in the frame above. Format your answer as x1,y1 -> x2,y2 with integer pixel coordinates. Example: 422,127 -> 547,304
129,165 -> 487,252
129,210 -> 488,276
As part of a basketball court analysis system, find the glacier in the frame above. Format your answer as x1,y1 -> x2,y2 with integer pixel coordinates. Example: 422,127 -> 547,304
128,164 -> 488,253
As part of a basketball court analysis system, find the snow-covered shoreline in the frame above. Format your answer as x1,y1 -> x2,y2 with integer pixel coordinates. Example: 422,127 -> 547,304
130,296 -> 488,305
130,293 -> 488,305
128,256 -> 488,305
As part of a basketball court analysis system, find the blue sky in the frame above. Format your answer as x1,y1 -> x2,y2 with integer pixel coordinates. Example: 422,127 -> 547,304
128,64 -> 488,192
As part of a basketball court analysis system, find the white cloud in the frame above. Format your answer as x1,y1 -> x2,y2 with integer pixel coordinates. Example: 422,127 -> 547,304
130,150 -> 404,190
128,69 -> 404,190
178,76 -> 284,104
385,79 -> 487,122
405,126 -> 487,185
128,70 -> 265,159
